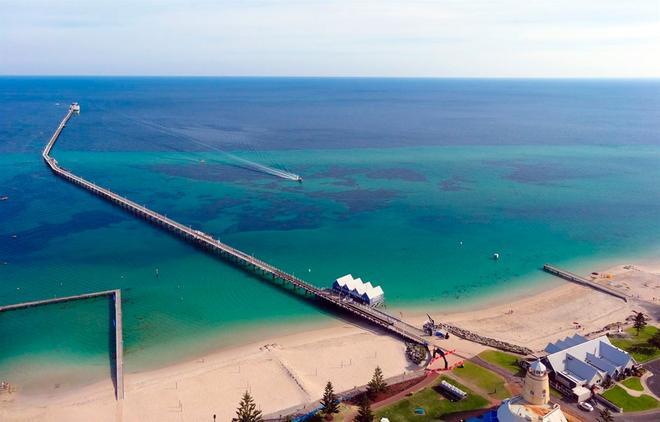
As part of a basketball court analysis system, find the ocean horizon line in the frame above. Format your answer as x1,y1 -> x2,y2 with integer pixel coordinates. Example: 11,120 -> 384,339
1,74 -> 659,81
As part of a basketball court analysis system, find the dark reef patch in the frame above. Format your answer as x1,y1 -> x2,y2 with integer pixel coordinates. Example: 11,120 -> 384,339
222,198 -> 324,233
310,188 -> 401,214
411,214 -> 490,233
190,196 -> 249,221
311,165 -> 362,179
151,190 -> 186,201
0,210 -> 128,258
439,176 -> 472,192
325,178 -> 359,188
0,169 -> 110,233
1,172 -> 66,218
484,159 -> 608,185
365,167 -> 427,182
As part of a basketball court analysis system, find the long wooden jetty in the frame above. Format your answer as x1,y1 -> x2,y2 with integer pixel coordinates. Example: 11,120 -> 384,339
543,264 -> 628,302
0,289 -> 124,399
42,104 -> 428,348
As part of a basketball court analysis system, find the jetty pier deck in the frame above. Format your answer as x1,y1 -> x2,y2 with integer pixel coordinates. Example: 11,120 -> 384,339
543,264 -> 628,302
0,289 -> 124,400
42,104 -> 429,349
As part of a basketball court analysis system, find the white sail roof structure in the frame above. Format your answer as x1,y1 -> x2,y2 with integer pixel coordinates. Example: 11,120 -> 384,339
334,274 -> 354,289
332,274 -> 384,306
364,285 -> 384,301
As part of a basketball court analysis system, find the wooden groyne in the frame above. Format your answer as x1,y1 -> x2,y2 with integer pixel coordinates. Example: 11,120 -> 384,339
42,104 -> 429,350
113,289 -> 124,400
0,289 -> 116,312
543,264 -> 628,302
0,289 -> 124,399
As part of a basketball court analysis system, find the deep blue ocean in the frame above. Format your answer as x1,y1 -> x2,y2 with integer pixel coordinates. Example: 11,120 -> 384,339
1,77 -> 659,393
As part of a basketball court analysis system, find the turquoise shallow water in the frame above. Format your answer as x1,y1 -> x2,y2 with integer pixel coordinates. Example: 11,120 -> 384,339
1,78 -> 659,393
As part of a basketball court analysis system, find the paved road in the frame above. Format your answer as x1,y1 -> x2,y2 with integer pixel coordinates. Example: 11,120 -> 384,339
613,409 -> 660,421
643,357 -> 660,398
553,396 -> 597,422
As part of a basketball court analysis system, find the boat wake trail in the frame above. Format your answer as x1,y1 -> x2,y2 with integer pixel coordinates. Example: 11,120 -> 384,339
227,155 -> 301,181
133,117 -> 303,182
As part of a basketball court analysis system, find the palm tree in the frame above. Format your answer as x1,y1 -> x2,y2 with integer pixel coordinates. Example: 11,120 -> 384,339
354,395 -> 374,422
320,381 -> 340,419
235,391 -> 263,422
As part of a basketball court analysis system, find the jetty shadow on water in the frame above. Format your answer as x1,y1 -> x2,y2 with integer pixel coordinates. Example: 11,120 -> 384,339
107,295 -> 119,400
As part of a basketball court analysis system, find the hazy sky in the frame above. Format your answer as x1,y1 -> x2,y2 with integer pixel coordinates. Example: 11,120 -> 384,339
1,0 -> 659,77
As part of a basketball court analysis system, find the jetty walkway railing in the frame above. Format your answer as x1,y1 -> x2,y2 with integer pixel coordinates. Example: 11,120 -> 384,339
42,104 -> 428,348
0,289 -> 124,400
543,264 -> 628,302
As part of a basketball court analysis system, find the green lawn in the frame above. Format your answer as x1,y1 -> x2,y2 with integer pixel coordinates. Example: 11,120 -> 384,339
620,377 -> 644,392
609,325 -> 660,363
452,361 -> 511,400
602,385 -> 659,412
478,350 -> 522,375
375,376 -> 489,421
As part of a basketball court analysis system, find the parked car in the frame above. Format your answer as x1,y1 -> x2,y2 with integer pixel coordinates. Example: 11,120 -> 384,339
578,401 -> 594,412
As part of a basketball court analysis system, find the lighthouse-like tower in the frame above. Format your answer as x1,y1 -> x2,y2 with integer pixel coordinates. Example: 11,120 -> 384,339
522,360 -> 550,405
497,359 -> 567,422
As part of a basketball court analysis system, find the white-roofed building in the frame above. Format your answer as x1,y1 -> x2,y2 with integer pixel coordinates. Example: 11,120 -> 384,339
353,278 -> 367,296
544,334 -> 588,354
333,274 -> 355,295
543,335 -> 635,401
332,274 -> 384,306
363,285 -> 384,304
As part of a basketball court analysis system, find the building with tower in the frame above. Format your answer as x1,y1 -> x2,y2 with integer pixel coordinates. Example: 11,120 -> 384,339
496,359 -> 568,422
543,334 -> 635,401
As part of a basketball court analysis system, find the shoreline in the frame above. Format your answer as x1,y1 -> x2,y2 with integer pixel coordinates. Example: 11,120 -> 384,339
0,260 -> 565,391
1,256 -> 658,420
0,258 -> 560,383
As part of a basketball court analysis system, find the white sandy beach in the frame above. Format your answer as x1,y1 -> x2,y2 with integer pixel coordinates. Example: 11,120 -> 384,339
1,262 -> 657,421
440,282 -> 635,351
